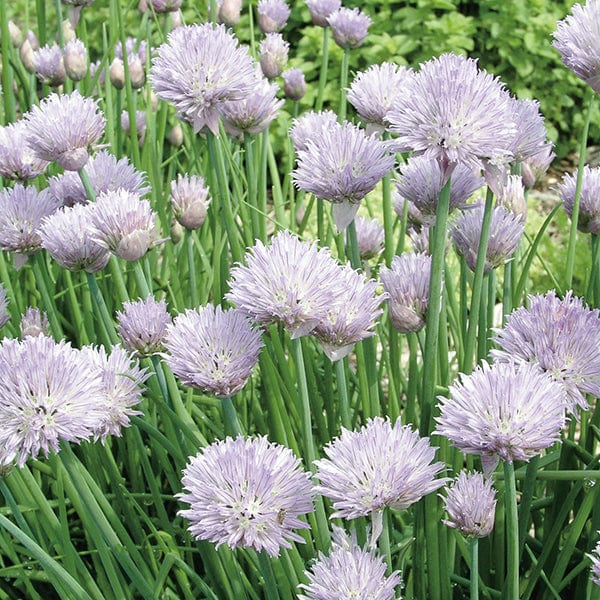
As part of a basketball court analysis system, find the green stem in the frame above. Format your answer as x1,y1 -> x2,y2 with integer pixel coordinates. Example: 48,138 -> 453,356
291,336 -> 315,466
315,27 -> 330,111
85,271 -> 119,345
462,186 -> 494,373
207,132 -> 242,265
133,261 -> 152,298
379,510 -> 393,576
187,230 -> 199,308
222,395 -> 244,437
334,357 -> 351,430
0,1 -> 16,123
419,177 -> 451,434
565,87 -> 595,289
257,550 -> 280,600
150,354 -> 172,409
382,168 -> 394,266
339,48 -> 350,122
345,219 -> 362,269
31,253 -> 64,339
78,167 -> 97,201
503,460 -> 519,600
470,537 -> 479,600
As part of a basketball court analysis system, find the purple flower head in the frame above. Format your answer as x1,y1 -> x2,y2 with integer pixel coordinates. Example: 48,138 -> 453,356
589,537 -> 600,586
220,73 -> 284,137
354,216 -> 384,259
0,336 -> 106,468
282,67 -> 306,101
165,305 -> 263,398
289,109 -> 338,153
313,265 -> 385,361
33,44 -> 66,86
521,143 -> 555,190
48,150 -> 150,207
20,307 -> 50,338
226,230 -> 344,338
491,291 -> 600,413
0,285 -> 9,329
380,253 -> 431,333
451,204 -> 524,272
0,184 -> 61,255
436,361 -> 567,471
259,33 -> 289,80
347,62 -> 412,131
395,155 -> 484,226
169,173 -> 211,230
89,190 -> 160,261
441,471 -> 496,538
257,0 -> 291,33
553,0 -> 600,93
496,174 -> 527,221
81,345 -> 148,442
387,53 -> 516,178
558,165 -> 600,234
315,417 -> 446,530
63,39 -> 88,81
150,24 -> 256,135
0,121 -> 49,181
40,204 -> 110,273
117,297 -> 172,357
24,91 -> 106,171
298,526 -> 401,600
327,7 -> 371,49
178,435 -> 314,556
305,0 -> 341,27
293,121 -> 395,231
149,0 -> 182,12
509,98 -> 551,163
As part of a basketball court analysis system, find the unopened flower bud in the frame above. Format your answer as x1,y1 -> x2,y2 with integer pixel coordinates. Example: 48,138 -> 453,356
8,21 -> 22,48
218,0 -> 242,26
20,39 -> 36,73
282,68 -> 306,101
128,55 -> 146,89
169,174 -> 211,230
167,123 -> 184,147
109,57 -> 125,89
64,39 -> 88,81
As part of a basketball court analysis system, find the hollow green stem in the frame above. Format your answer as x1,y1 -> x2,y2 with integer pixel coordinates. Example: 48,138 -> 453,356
470,537 -> 479,600
565,87 -> 595,289
291,336 -> 315,466
419,177 -> 451,434
339,48 -> 350,122
85,271 -> 119,345
258,550 -> 280,600
503,460 -> 519,600
315,27 -> 330,111
222,395 -> 244,437
334,357 -> 351,430
32,253 -> 64,339
462,186 -> 494,373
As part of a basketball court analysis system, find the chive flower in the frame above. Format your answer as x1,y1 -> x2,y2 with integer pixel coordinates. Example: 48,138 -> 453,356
164,305 -> 263,398
24,91 -> 106,171
178,435 -> 314,556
